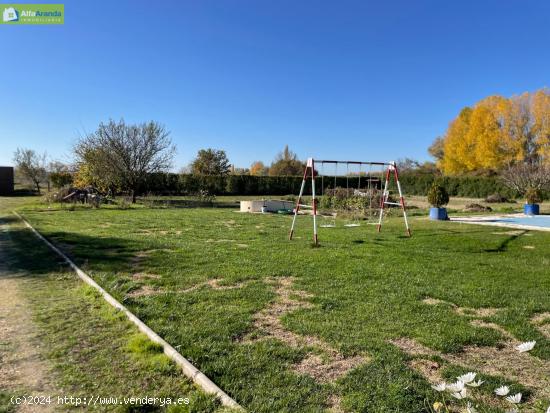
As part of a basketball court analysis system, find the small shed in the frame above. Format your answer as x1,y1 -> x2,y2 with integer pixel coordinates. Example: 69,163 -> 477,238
0,166 -> 14,195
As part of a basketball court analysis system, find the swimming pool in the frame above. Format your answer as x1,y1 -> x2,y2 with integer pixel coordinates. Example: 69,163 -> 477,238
496,215 -> 550,228
450,214 -> 550,231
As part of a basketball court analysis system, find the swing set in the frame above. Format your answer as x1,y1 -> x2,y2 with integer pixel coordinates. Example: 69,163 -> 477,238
289,158 -> 411,245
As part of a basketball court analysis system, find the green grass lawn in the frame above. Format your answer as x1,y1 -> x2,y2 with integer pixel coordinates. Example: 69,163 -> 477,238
4,196 -> 550,412
0,199 -> 227,413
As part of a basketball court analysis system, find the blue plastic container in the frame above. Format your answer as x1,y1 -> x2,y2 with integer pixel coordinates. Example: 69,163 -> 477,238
429,207 -> 448,220
524,204 -> 540,215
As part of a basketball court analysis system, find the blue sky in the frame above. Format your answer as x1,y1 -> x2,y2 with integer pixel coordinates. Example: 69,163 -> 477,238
1,0 -> 549,169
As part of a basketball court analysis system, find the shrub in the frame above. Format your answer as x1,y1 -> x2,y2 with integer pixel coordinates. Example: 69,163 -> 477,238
427,183 -> 449,207
484,193 -> 509,203
49,171 -> 73,188
319,187 -> 384,215
195,189 -> 216,204
464,203 -> 492,212
118,197 -> 132,209
525,187 -> 543,204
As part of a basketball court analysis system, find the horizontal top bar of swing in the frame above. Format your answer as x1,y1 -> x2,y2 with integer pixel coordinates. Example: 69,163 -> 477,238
313,159 -> 390,166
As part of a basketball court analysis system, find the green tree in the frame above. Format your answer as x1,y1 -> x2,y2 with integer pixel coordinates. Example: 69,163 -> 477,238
190,149 -> 231,175
48,161 -> 73,188
269,145 -> 304,176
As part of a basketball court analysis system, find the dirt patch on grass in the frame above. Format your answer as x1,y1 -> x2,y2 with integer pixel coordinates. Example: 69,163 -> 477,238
130,250 -> 152,265
523,245 -> 535,249
446,345 -> 550,399
222,220 -> 240,228
531,312 -> 550,324
131,272 -> 161,281
326,394 -> 343,413
127,277 -> 253,298
422,297 -> 447,306
531,312 -> 550,338
455,306 -> 499,318
469,319 -> 514,339
391,336 -> 550,400
241,277 -> 368,385
537,324 -> 550,339
422,296 -> 499,318
389,337 -> 435,356
179,278 -> 252,294
409,358 -> 443,383
127,285 -> 163,298
129,249 -> 171,268
135,229 -> 154,236
294,353 -> 366,383
491,230 -> 527,236
413,297 -> 550,399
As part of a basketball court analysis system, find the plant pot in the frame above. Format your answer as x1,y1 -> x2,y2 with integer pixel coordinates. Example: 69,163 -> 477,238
524,204 -> 539,215
429,207 -> 448,221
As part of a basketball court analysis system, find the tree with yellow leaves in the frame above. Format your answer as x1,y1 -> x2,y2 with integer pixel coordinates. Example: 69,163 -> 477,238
435,88 -> 550,174
250,161 -> 268,176
531,89 -> 550,163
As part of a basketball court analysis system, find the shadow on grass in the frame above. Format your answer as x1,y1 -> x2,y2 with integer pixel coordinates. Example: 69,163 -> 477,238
0,215 -> 22,225
0,221 -> 151,277
483,230 -> 527,253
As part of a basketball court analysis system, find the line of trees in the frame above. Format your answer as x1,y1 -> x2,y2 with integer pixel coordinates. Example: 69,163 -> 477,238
12,119 -> 307,201
13,88 -> 550,201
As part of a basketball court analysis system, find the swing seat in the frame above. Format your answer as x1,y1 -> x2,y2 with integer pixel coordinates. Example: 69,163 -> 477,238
320,224 -> 336,228
343,223 -> 360,227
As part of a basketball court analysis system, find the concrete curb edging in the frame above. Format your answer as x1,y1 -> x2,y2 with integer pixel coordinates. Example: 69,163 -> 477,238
13,211 -> 242,410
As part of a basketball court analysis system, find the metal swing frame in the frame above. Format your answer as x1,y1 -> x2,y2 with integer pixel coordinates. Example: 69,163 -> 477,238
288,157 -> 411,245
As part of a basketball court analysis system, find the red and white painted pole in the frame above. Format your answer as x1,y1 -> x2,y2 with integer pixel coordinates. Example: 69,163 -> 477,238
310,158 -> 318,245
289,161 -> 310,240
377,164 -> 391,232
393,163 -> 411,237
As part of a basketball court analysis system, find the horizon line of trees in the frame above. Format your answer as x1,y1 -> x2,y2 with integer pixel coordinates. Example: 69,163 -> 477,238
11,119 -> 309,201
13,88 -> 550,200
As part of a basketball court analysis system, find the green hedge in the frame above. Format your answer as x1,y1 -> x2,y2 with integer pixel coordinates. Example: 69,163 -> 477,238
139,172 -> 545,199
397,173 -> 519,198
140,173 -> 381,196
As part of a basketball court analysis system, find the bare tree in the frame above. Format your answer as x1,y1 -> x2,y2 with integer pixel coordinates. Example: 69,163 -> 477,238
501,162 -> 550,196
13,148 -> 47,193
428,136 -> 445,161
396,158 -> 421,173
74,119 -> 176,203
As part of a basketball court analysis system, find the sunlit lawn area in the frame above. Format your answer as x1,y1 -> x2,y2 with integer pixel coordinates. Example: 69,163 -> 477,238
5,197 -> 550,412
